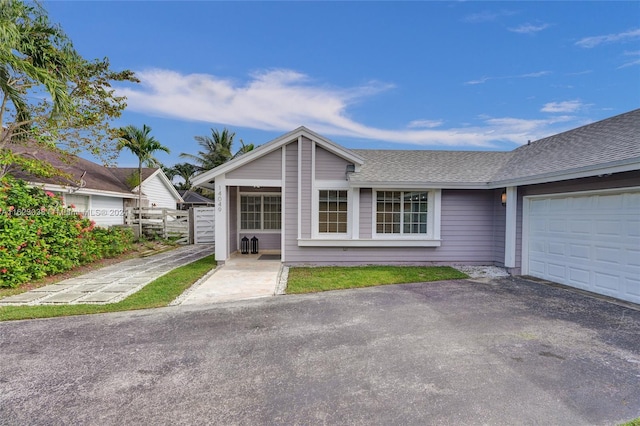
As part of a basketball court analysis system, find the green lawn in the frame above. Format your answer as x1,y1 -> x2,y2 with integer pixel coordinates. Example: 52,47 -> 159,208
0,255 -> 215,322
286,265 -> 468,294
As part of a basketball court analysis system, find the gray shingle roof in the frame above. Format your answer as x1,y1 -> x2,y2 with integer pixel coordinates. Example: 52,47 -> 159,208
491,108 -> 640,184
349,150 -> 513,185
349,109 -> 640,187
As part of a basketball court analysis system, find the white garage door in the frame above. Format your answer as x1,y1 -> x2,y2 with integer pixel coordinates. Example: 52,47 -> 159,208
525,189 -> 640,304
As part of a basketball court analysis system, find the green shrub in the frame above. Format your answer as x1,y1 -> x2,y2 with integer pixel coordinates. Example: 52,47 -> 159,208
0,176 -> 133,288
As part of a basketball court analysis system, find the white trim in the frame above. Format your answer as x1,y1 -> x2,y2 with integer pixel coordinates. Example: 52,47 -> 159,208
28,182 -> 136,199
214,175 -> 228,262
489,159 -> 640,188
371,189 -> 439,241
352,188 -> 360,239
298,238 -> 441,247
237,192 -> 282,233
520,185 -> 640,276
225,179 -> 282,187
504,186 -> 517,268
522,185 -> 640,200
191,126 -> 364,187
297,136 -> 302,240
142,168 -> 183,202
350,181 -> 491,190
281,144 -> 286,262
313,187 -> 352,239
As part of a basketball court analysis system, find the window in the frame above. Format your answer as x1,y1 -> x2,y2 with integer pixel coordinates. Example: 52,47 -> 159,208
318,190 -> 348,233
376,191 -> 428,235
240,194 -> 281,230
263,196 -> 281,230
64,194 -> 90,214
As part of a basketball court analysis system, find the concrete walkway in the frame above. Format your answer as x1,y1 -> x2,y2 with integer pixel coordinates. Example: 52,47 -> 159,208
0,245 -> 214,306
176,252 -> 282,305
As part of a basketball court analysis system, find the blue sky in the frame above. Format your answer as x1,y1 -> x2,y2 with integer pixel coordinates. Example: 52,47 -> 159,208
44,1 -> 640,168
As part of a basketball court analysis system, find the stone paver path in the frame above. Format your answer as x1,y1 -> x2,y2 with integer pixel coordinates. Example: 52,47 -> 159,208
0,245 -> 214,306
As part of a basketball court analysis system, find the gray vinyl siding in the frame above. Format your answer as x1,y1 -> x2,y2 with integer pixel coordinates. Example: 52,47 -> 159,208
239,233 -> 281,250
315,146 -> 351,180
228,186 -> 238,255
284,189 -> 500,265
300,137 -> 313,238
284,141 -> 299,261
514,170 -> 640,272
359,189 -> 372,239
226,148 -> 282,180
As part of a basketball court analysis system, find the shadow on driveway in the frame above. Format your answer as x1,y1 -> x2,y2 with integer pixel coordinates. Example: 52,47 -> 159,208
1,277 -> 638,425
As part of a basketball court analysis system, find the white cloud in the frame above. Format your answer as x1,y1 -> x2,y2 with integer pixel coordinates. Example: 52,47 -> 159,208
575,28 -> 640,48
117,68 -> 582,148
462,10 -> 516,23
541,100 -> 584,113
465,70 -> 550,85
508,23 -> 550,34
407,119 -> 444,129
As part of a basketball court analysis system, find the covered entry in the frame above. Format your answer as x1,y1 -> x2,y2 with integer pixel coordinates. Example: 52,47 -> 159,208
523,189 -> 640,304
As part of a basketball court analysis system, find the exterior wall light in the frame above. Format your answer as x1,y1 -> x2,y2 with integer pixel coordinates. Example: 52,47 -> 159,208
501,190 -> 507,206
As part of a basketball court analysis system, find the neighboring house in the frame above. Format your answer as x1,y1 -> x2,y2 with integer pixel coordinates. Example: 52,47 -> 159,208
192,109 -> 640,305
109,167 -> 183,210
8,146 -> 182,227
177,190 -> 215,210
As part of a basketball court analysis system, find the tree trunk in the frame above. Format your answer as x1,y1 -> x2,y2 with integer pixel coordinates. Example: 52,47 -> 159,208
138,161 -> 142,239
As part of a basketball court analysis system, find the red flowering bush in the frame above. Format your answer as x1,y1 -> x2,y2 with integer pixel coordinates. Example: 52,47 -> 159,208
0,176 -> 133,288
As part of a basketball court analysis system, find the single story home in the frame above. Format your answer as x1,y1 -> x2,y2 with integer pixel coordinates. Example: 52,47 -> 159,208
178,190 -> 215,210
192,109 -> 639,304
8,145 -> 182,227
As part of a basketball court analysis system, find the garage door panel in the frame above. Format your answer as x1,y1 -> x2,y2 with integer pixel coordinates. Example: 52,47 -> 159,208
569,244 -> 590,260
594,272 -> 620,292
527,190 -> 640,304
594,246 -> 622,264
568,268 -> 590,287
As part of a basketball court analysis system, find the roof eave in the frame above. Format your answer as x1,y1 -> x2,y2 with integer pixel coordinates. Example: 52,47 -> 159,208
192,127 -> 364,188
348,180 -> 492,190
488,157 -> 640,188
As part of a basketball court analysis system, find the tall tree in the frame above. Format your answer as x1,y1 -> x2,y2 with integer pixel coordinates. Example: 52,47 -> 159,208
169,162 -> 197,190
116,124 -> 170,238
0,0 -> 137,178
180,128 -> 254,172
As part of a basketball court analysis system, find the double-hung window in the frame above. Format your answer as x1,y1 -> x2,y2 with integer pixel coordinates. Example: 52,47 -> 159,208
240,194 -> 281,230
376,191 -> 429,235
318,190 -> 348,233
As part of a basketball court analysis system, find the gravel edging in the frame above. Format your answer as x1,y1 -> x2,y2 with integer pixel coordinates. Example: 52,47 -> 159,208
169,264 -> 222,306
274,265 -> 289,295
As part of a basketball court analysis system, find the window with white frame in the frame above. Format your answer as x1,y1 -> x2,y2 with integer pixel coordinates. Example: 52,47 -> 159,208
318,190 -> 348,233
64,194 -> 90,214
240,194 -> 281,230
376,191 -> 428,235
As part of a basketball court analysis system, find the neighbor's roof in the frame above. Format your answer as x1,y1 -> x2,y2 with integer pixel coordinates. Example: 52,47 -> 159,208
8,144 -> 134,196
178,190 -> 214,204
491,108 -> 640,185
108,167 -> 158,189
349,150 -> 513,187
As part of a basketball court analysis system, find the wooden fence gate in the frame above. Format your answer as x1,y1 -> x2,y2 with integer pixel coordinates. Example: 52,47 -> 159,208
192,207 -> 215,244
125,207 -> 190,244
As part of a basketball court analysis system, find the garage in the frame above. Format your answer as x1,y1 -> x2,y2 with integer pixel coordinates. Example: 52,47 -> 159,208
524,189 -> 640,304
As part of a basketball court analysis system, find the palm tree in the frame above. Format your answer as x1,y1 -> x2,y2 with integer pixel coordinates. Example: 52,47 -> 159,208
117,124 -> 170,238
169,162 -> 197,190
180,128 -> 254,172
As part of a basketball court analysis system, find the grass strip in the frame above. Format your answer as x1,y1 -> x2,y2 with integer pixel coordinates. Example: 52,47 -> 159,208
0,255 -> 215,322
287,265 -> 468,294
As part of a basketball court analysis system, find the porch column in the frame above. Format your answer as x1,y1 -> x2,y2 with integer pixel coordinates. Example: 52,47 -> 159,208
215,176 -> 228,262
504,186 -> 518,268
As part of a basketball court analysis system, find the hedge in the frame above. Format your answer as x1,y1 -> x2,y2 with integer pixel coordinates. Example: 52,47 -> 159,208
0,176 -> 133,288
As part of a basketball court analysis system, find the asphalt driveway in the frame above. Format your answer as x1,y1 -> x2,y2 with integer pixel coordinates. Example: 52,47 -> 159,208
1,277 -> 639,425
